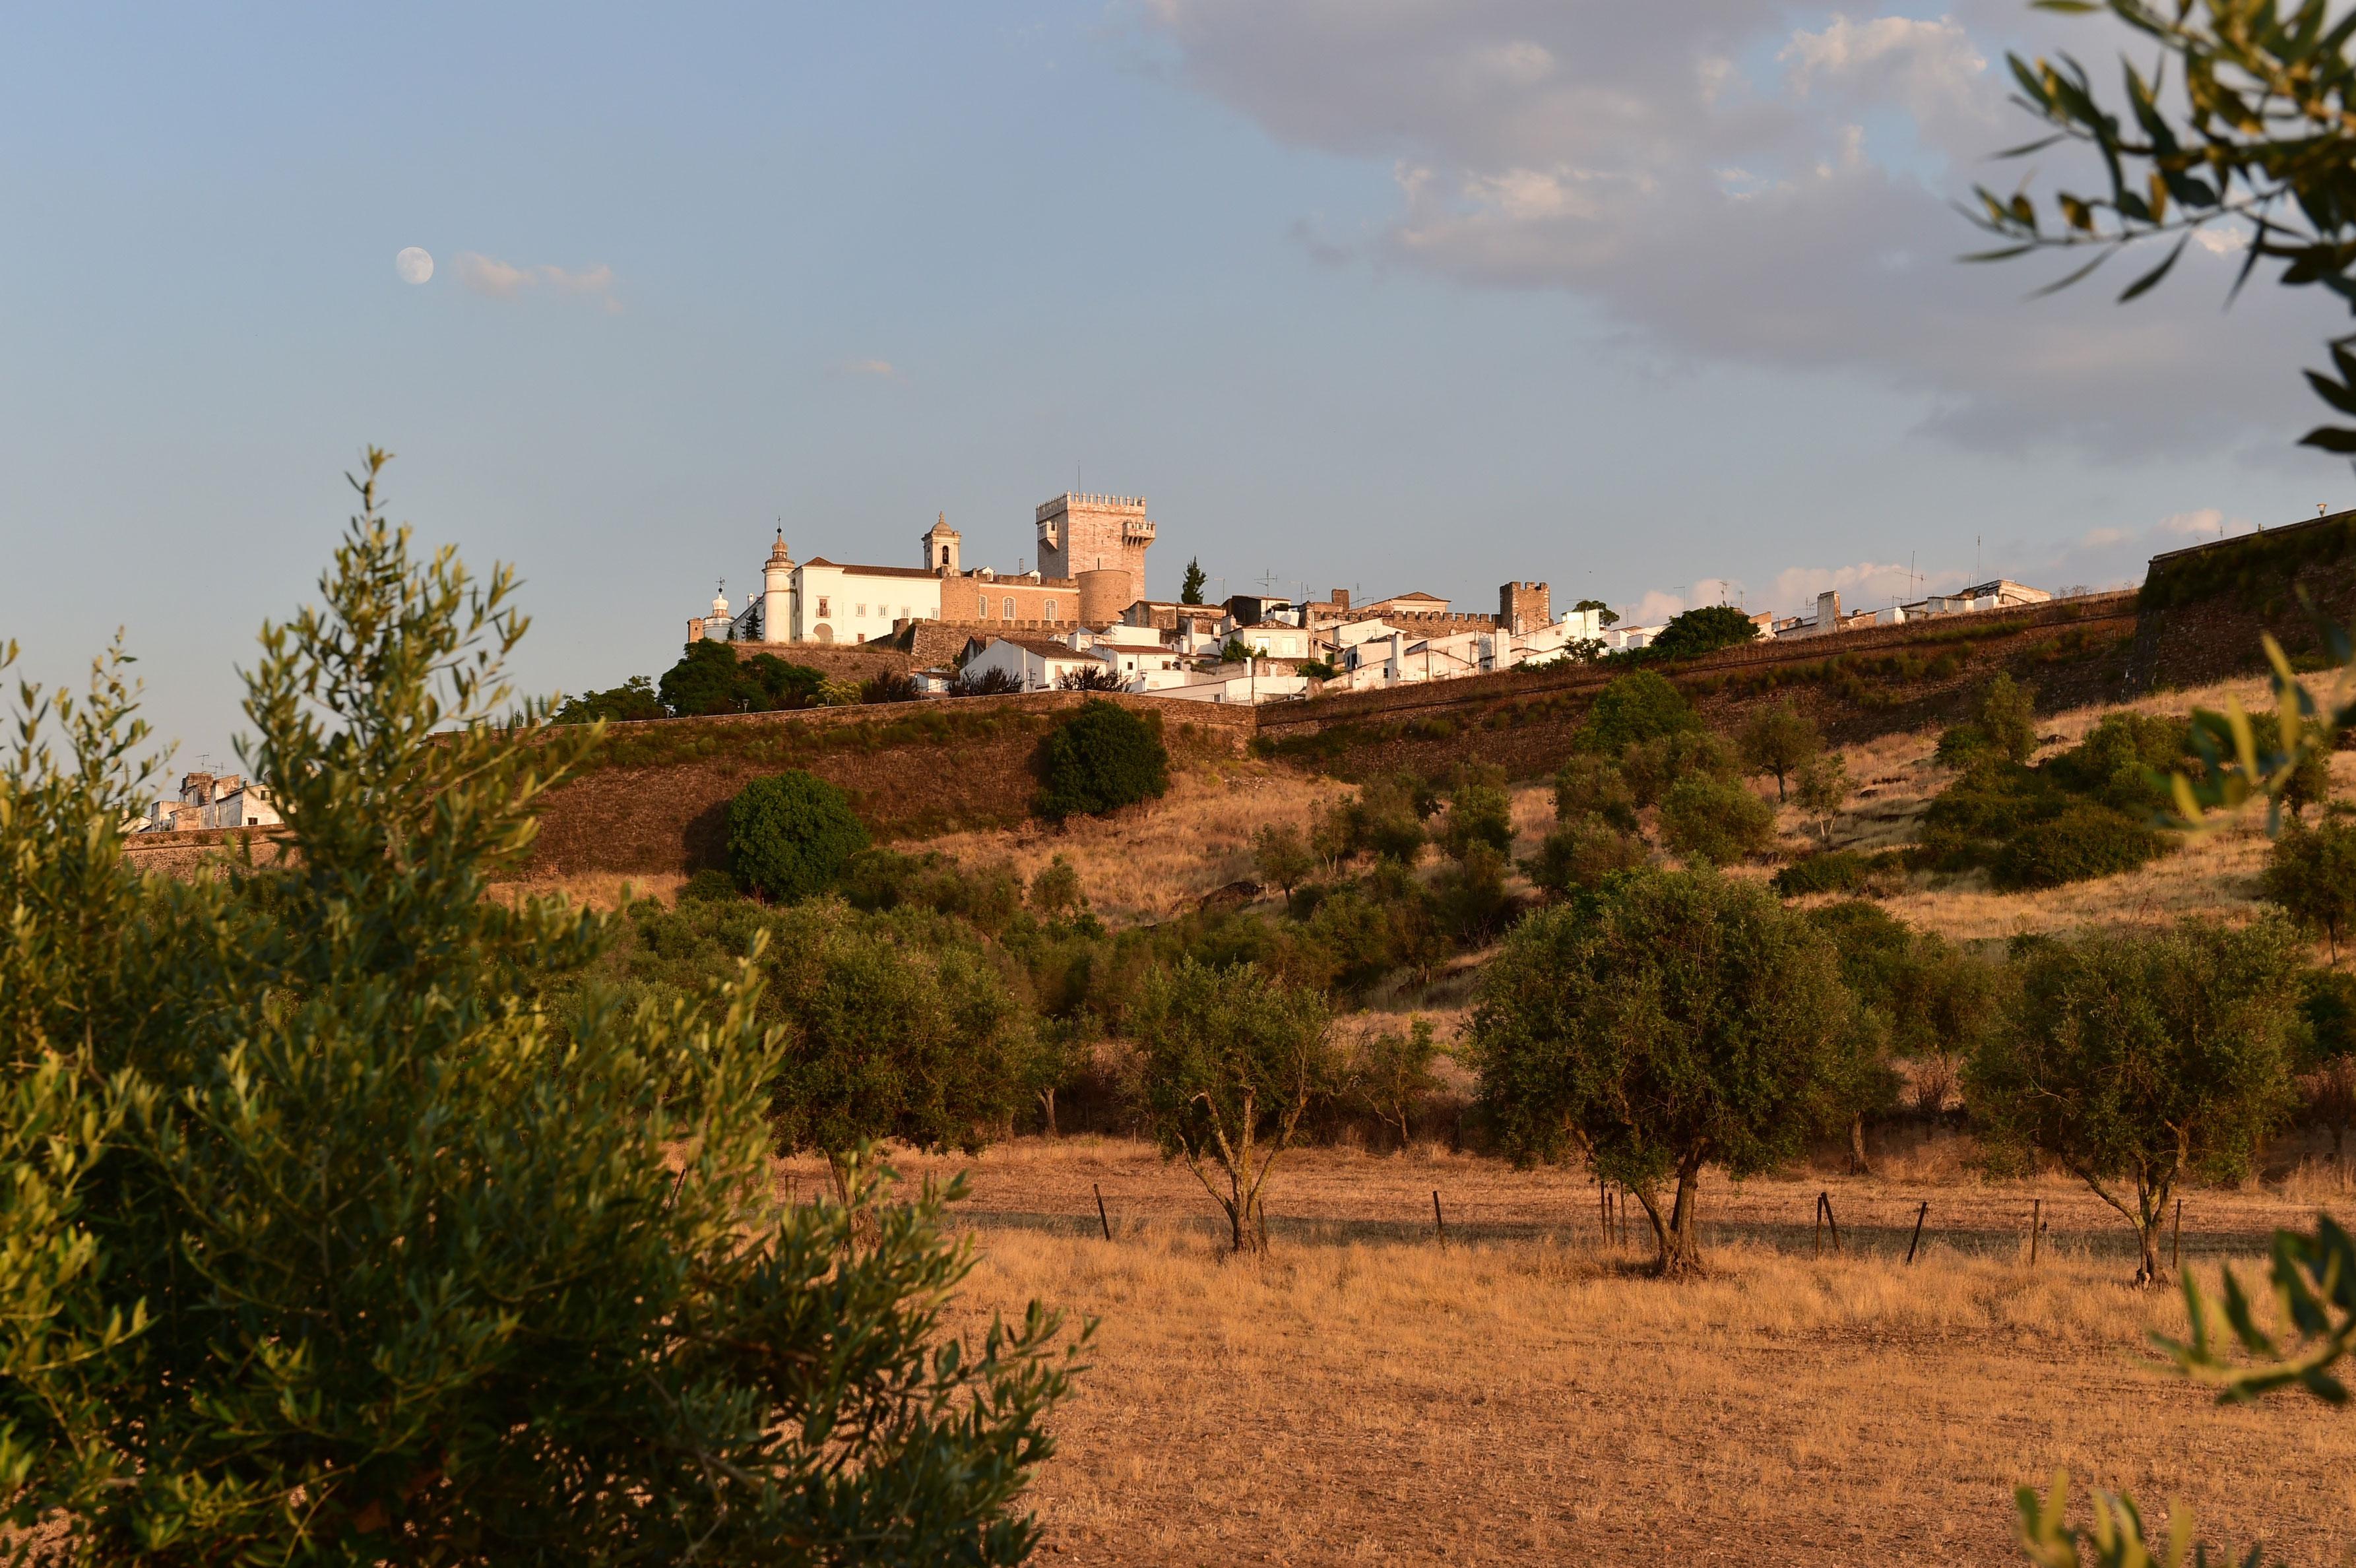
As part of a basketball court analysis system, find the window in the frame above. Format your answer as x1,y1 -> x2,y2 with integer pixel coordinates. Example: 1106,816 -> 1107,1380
978,593 -> 989,618
900,605 -> 910,619
816,596 -> 831,618
856,604 -> 867,619
1003,597 -> 1015,619
1044,598 -> 1058,620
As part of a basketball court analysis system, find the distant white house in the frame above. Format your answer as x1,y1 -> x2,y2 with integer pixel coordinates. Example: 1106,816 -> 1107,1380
142,772 -> 282,832
960,635 -> 1106,693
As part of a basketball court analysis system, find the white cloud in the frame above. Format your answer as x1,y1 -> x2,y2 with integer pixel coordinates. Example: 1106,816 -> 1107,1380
453,252 -> 620,311
1138,0 -> 2328,458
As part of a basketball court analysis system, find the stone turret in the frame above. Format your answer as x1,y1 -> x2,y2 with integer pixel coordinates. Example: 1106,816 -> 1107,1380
763,530 -> 796,644
921,513 -> 962,575
1036,492 -> 1152,611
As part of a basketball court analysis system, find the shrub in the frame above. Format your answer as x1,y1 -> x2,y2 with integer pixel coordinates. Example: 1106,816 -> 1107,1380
656,641 -> 824,716
763,902 -> 1029,1193
1793,752 -> 1851,848
0,462 -> 1074,1561
1029,853 -> 1085,918
680,866 -> 739,902
1344,773 -> 1430,864
1620,728 -> 1739,807
1438,774 -> 1514,859
1934,721 -> 1989,765
1976,672 -> 2039,764
1991,802 -> 2167,890
950,665 -> 1024,697
552,674 -> 666,724
1252,823 -> 1316,895
728,770 -> 871,901
1035,699 -> 1168,820
1648,603 -> 1760,661
1657,774 -> 1775,865
1771,850 -> 1866,897
1429,842 -> 1512,943
1579,670 -> 1698,753
1055,664 -> 1125,692
1552,755 -> 1639,832
1132,960 -> 1337,1253
1968,918 -> 2305,1284
1350,1017 -> 1444,1150
860,670 -> 922,703
1470,871 -> 1859,1273
1523,817 -> 1649,897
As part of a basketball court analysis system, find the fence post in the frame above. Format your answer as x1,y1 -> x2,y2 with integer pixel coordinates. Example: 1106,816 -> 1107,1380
1094,1182 -> 1112,1242
1814,1193 -> 1824,1258
2029,1198 -> 2041,1266
1906,1200 -> 1929,1265
1599,1178 -> 1608,1245
2173,1197 -> 2183,1272
1432,1189 -> 1447,1246
1824,1191 -> 1843,1255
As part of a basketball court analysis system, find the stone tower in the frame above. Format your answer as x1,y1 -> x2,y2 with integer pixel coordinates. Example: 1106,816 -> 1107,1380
1499,580 -> 1551,635
1035,492 -> 1153,608
920,513 -> 961,575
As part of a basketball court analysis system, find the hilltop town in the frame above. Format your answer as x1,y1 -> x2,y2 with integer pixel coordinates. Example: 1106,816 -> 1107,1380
676,485 -> 2079,706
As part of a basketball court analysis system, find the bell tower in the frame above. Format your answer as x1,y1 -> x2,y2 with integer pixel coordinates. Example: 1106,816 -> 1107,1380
920,513 -> 962,575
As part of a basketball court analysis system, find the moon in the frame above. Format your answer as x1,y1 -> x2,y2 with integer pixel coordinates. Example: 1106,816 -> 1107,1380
395,247 -> 434,285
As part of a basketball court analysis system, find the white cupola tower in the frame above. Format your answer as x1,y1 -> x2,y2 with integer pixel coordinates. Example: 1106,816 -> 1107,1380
763,529 -> 796,644
921,513 -> 961,575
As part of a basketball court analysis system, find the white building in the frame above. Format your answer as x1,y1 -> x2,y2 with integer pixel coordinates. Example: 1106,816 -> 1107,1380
959,635 -> 1105,693
143,772 -> 282,832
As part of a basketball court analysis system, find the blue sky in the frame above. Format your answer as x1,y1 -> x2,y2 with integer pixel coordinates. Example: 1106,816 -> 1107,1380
2,1 -> 2346,767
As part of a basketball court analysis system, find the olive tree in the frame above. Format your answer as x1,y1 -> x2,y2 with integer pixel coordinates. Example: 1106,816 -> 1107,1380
1968,918 -> 2305,1286
1133,958 -> 1336,1253
763,903 -> 1030,1202
2261,813 -> 2356,962
1738,701 -> 1822,801
0,452 -> 1077,1563
1470,871 -> 1857,1274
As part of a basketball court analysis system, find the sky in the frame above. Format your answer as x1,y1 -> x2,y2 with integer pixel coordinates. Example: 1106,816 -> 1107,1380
2,1 -> 2350,769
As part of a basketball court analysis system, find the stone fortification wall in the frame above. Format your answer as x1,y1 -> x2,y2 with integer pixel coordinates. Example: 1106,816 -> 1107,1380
726,641 -> 916,681
121,826 -> 295,878
522,691 -> 1256,878
2124,513 -> 2356,692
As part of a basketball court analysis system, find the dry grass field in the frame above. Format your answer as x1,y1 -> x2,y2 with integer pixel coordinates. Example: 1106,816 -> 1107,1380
831,1140 -> 2356,1566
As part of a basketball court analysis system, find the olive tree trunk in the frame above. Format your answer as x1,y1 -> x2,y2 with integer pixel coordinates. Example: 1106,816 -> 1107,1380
1631,1149 -> 1709,1276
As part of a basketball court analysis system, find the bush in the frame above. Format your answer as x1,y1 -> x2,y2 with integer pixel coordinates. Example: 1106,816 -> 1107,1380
1976,672 -> 2039,764
1771,850 -> 1866,897
552,674 -> 666,724
1438,774 -> 1514,859
1430,842 -> 1512,943
1252,823 -> 1316,895
1553,754 -> 1638,832
1036,700 -> 1168,821
728,770 -> 871,901
1658,774 -> 1775,865
1620,728 -> 1739,807
0,465 -> 1075,1561
1934,721 -> 1989,765
1350,1018 -> 1444,1150
1770,848 -> 1908,899
1029,853 -> 1085,917
1343,773 -> 1431,864
1523,817 -> 1649,896
950,666 -> 1024,697
680,866 -> 739,903
1990,802 -> 2167,890
861,670 -> 922,703
1647,604 -> 1760,661
656,641 -> 825,716
1579,670 -> 1698,753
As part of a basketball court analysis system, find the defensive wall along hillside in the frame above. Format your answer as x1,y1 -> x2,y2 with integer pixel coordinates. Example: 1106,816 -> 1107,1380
518,691 -> 1254,879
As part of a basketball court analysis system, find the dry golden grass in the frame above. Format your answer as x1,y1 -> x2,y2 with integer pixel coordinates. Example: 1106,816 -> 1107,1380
866,1140 -> 2356,1566
1764,673 -> 2355,945
920,761 -> 1354,925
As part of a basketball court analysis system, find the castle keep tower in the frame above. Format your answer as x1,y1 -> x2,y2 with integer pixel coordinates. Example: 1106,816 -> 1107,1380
1035,492 -> 1153,610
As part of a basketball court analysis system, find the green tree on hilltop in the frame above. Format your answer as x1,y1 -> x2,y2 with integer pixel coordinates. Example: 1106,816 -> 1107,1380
1180,556 -> 1208,605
